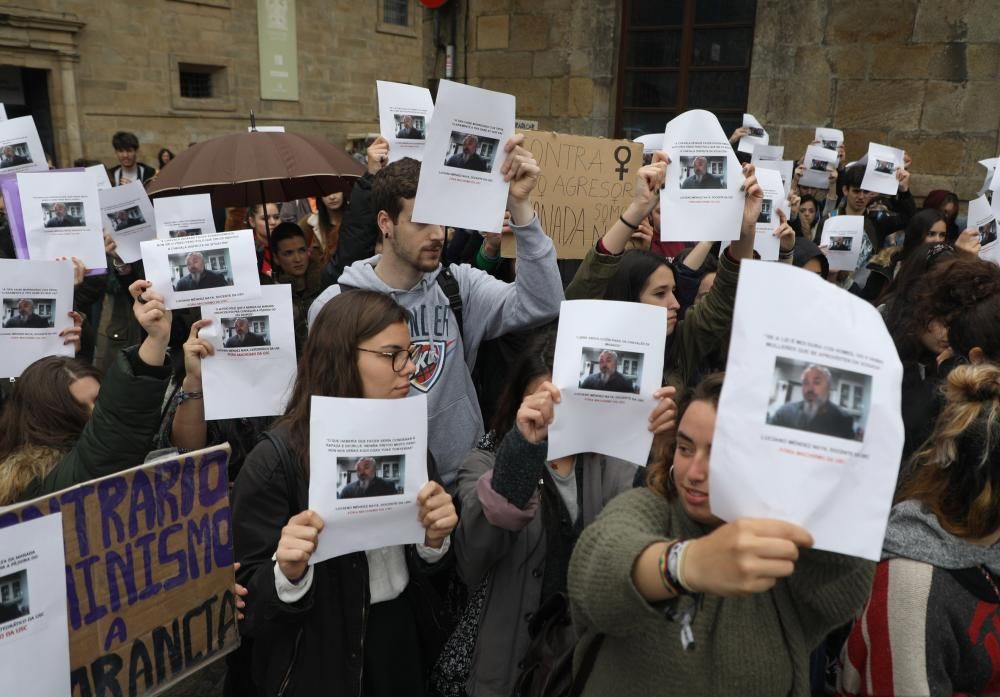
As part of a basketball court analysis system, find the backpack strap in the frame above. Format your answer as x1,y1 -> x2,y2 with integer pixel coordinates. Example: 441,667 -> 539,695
436,265 -> 464,342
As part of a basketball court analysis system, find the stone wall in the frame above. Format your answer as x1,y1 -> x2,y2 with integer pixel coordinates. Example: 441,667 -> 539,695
448,0 -> 619,136
748,0 -> 1000,200
0,0 -> 425,167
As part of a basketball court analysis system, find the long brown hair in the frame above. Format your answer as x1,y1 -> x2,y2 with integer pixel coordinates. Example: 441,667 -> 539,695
0,356 -> 103,504
646,372 -> 725,500
898,363 -> 1000,539
278,289 -> 410,476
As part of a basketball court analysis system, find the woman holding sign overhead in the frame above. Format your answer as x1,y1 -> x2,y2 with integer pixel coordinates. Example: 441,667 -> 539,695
567,373 -> 873,696
232,289 -> 458,697
565,153 -> 793,393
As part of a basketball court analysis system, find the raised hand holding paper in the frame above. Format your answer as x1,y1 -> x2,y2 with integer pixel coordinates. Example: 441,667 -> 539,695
98,181 -> 157,263
662,110 -> 745,242
820,215 -> 865,271
547,300 -> 666,465
967,194 -> 1000,265
711,261 -> 904,560
0,116 -> 47,173
815,127 -> 844,152
0,513 -> 71,697
153,193 -> 216,238
308,395 -> 429,562
378,80 -> 434,163
17,171 -> 106,269
411,79 -> 514,233
140,229 -> 261,310
861,143 -> 904,196
737,113 -> 768,154
0,259 -> 74,378
799,145 -> 839,189
753,168 -> 789,261
199,284 -> 298,420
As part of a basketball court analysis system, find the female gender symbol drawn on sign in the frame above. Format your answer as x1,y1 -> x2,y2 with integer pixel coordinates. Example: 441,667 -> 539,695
614,145 -> 632,181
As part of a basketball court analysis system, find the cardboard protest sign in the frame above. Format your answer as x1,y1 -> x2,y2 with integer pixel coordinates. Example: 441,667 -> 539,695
0,445 -> 238,697
501,130 -> 642,259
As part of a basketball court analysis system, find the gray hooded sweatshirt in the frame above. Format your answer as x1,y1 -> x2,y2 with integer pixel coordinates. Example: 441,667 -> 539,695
882,499 -> 1000,573
308,215 -> 563,485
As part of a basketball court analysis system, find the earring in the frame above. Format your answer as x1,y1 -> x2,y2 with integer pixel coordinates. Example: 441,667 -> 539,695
668,465 -> 675,483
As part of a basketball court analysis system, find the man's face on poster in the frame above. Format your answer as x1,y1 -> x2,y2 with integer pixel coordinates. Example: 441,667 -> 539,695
693,157 -> 707,176
463,136 -> 478,156
53,202 -> 66,218
186,253 -> 205,275
598,351 -> 617,375
801,368 -> 831,405
355,458 -> 376,483
235,318 -> 249,337
402,115 -> 413,128
17,299 -> 32,316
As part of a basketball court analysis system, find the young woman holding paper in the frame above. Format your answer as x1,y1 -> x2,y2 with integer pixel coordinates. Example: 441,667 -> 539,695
445,326 -> 677,697
565,153 -> 790,392
232,289 -> 458,697
839,363 -> 1000,696
0,279 -> 173,504
567,373 -> 874,697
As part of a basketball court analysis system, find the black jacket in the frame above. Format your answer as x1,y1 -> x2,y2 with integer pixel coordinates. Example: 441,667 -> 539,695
108,161 -> 156,186
174,269 -> 228,292
232,428 -> 454,697
322,173 -> 377,286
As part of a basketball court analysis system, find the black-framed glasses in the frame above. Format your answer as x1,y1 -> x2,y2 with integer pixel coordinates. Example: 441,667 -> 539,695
357,344 -> 418,373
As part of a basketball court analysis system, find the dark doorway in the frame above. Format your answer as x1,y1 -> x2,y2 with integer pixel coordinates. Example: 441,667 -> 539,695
0,66 -> 55,166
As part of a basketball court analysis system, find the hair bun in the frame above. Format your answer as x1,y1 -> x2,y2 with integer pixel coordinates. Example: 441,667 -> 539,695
945,364 -> 1000,403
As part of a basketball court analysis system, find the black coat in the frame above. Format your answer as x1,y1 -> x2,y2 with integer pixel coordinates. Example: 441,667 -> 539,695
232,428 -> 454,697
224,331 -> 267,348
3,313 -> 49,328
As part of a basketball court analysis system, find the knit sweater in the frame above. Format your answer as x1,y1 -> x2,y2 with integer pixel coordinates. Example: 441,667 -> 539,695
568,487 -> 874,696
838,501 -> 1000,696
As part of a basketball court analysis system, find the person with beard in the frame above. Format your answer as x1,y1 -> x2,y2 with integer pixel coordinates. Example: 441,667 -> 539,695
308,136 -> 563,488
223,318 -> 268,348
768,365 -> 855,440
445,134 -> 490,172
174,252 -> 228,292
339,457 -> 397,498
579,350 -> 635,393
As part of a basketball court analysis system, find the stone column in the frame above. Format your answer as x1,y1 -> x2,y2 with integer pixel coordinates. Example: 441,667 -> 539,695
57,54 -> 83,165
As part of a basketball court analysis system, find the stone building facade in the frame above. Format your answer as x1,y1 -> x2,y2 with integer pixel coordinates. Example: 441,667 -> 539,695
0,0 -> 996,199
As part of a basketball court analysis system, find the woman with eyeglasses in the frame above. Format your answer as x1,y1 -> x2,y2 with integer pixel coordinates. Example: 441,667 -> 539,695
232,289 -> 459,697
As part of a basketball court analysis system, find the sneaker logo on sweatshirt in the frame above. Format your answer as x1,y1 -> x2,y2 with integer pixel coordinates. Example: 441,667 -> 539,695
410,339 -> 450,393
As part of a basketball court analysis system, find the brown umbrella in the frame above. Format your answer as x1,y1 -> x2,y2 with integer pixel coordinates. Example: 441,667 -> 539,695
147,128 -> 365,208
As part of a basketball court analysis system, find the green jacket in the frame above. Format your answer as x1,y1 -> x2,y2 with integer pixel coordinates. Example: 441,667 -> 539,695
565,243 -> 741,392
568,487 -> 874,697
15,347 -> 172,503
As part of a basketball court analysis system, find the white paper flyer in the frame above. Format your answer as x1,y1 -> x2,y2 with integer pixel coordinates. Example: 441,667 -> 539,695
140,229 -> 261,310
377,80 -> 435,163
820,215 -> 865,272
0,513 -> 71,697
411,79 -> 514,233
0,259 -> 74,378
711,260 -> 904,560
98,181 -> 157,264
153,193 -> 216,239
308,395 -> 429,562
547,300 -> 667,465
661,110 -> 745,242
199,284 -> 298,420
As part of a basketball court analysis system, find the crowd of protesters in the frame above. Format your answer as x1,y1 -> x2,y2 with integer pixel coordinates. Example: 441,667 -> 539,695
2,113 -> 1000,697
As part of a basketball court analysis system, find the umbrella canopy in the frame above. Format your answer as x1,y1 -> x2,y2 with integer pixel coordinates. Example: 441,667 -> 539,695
147,130 -> 366,207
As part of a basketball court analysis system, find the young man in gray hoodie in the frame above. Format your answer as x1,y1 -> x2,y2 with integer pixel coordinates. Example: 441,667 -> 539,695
309,134 -> 563,487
